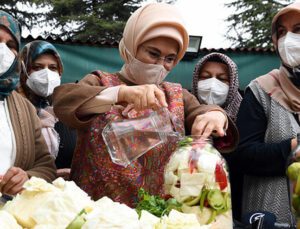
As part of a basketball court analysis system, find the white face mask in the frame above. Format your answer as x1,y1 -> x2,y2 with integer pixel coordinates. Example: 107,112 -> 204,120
26,68 -> 61,97
278,32 -> 300,68
197,78 -> 229,106
0,43 -> 16,76
122,52 -> 169,85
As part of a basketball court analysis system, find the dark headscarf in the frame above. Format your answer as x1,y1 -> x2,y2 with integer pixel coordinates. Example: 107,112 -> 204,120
0,10 -> 21,100
192,52 -> 242,122
18,40 -> 63,108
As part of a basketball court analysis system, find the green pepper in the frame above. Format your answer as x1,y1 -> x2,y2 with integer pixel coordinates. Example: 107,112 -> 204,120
224,192 -> 231,210
207,189 -> 225,211
184,194 -> 201,206
200,189 -> 208,211
206,209 -> 217,224
66,209 -> 87,229
178,137 -> 193,147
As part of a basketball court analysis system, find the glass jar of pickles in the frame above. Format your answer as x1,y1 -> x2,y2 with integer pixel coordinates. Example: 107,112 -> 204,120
164,136 -> 233,228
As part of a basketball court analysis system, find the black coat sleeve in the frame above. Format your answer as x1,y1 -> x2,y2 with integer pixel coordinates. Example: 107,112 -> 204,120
55,121 -> 77,169
235,88 -> 291,176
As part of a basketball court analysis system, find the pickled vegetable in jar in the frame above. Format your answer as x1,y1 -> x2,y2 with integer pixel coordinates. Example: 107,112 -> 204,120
164,136 -> 233,228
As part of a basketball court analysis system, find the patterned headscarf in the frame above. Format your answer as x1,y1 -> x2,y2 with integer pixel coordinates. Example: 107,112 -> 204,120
0,10 -> 21,100
192,52 -> 242,122
18,40 -> 63,107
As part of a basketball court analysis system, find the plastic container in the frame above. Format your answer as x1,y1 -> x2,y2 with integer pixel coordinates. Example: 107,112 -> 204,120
164,136 -> 233,228
102,108 -> 179,167
286,133 -> 300,228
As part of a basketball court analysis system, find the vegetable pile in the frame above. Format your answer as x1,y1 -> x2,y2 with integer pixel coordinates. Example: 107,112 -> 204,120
0,177 -> 211,229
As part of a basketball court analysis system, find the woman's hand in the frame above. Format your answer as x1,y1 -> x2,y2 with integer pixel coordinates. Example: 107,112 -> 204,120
291,137 -> 298,150
0,167 -> 29,195
118,84 -> 168,111
191,110 -> 227,139
57,168 -> 71,181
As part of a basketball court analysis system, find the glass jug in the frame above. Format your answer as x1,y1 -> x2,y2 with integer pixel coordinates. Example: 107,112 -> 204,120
102,108 -> 180,167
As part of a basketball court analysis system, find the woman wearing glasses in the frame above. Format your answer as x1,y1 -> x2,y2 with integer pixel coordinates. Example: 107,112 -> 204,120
53,3 -> 238,205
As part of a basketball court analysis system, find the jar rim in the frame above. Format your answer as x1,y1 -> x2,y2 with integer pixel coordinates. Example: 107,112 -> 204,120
184,135 -> 212,144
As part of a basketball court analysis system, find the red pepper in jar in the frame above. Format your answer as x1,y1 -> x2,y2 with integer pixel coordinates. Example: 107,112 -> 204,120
215,163 -> 228,190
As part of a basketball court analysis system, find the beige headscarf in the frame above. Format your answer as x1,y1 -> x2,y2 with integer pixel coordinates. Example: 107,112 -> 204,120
119,3 -> 189,65
271,2 -> 300,49
39,106 -> 60,158
256,2 -> 300,116
256,67 -> 300,114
